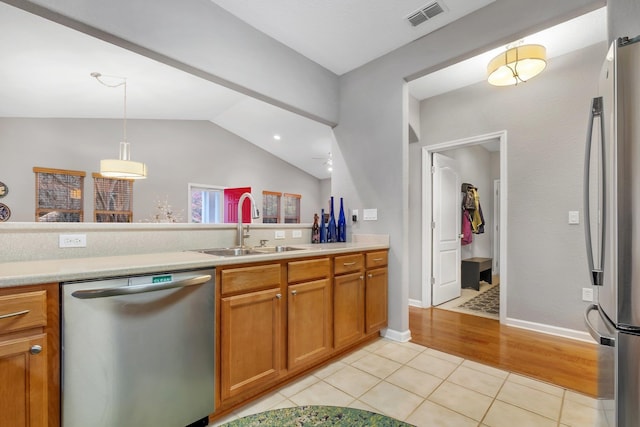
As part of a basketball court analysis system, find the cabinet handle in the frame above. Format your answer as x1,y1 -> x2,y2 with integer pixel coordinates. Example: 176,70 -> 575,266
291,290 -> 298,296
276,293 -> 282,299
30,345 -> 42,355
368,273 -> 373,278
343,262 -> 357,266
360,276 -> 364,280
0,309 -> 29,320
372,258 -> 383,262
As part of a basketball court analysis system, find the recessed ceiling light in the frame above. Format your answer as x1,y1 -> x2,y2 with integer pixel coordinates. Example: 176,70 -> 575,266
273,134 -> 281,140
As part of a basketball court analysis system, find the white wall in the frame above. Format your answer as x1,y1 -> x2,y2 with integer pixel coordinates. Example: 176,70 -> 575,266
412,42 -> 607,331
0,118 -> 323,223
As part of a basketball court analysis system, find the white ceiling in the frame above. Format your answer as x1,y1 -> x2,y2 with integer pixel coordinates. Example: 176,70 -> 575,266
210,0 -> 495,75
1,2 -> 607,180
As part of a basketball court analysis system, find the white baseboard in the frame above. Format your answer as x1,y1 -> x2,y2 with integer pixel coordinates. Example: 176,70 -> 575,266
505,317 -> 596,343
381,328 -> 412,342
409,298 -> 424,308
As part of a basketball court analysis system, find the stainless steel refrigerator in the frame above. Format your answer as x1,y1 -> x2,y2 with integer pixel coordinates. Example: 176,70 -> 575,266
584,35 -> 640,427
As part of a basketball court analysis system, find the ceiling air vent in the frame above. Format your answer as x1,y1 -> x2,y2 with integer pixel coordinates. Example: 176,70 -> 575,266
407,1 -> 445,27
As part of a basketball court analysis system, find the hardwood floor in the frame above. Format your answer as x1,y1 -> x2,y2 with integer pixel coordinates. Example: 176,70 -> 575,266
409,307 -> 599,397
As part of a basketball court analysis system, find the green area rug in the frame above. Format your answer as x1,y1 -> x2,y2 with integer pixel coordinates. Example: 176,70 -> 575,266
220,405 -> 414,426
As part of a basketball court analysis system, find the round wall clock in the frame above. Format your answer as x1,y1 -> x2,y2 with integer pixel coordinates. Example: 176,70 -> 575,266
0,203 -> 10,221
0,181 -> 7,198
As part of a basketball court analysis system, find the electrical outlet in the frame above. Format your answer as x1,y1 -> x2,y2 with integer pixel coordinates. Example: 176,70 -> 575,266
292,230 -> 302,238
59,234 -> 87,248
274,230 -> 285,240
582,287 -> 594,302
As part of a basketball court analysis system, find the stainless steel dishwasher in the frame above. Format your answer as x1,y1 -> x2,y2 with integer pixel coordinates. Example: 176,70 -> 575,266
61,268 -> 215,427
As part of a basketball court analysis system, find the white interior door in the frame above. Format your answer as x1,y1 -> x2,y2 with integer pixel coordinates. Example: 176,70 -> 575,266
432,153 -> 461,305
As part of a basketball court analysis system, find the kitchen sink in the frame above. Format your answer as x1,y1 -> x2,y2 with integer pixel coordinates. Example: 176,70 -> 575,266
195,247 -> 263,257
194,246 -> 307,257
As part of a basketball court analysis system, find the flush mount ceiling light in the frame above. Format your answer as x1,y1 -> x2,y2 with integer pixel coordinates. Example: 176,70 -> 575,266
487,44 -> 547,86
91,72 -> 147,179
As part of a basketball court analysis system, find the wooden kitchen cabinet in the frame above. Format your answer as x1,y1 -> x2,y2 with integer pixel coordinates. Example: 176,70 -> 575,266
365,251 -> 389,333
0,284 -> 59,427
214,249 -> 388,419
333,254 -> 365,350
287,258 -> 332,371
219,264 -> 283,403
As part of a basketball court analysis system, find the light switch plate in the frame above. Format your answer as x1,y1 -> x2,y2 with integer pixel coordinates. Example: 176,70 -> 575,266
274,230 -> 285,239
292,230 -> 302,238
363,208 -> 377,221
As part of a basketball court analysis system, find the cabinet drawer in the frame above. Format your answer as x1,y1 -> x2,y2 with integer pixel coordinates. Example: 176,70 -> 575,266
288,258 -> 330,283
366,251 -> 388,268
221,264 -> 281,295
0,290 -> 47,334
334,254 -> 364,275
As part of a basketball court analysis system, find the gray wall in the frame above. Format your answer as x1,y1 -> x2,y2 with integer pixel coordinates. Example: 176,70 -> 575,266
608,0 -> 640,43
0,118 -> 323,223
334,0 -> 603,337
411,42 -> 606,331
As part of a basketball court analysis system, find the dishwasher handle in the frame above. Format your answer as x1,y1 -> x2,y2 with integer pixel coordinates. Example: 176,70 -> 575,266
71,274 -> 212,299
584,303 -> 616,347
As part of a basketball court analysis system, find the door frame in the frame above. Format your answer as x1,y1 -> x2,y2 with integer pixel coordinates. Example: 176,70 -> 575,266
421,130 -> 508,323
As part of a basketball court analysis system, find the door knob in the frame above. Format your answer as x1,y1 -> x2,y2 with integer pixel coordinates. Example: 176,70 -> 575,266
458,234 -> 464,239
30,345 -> 42,355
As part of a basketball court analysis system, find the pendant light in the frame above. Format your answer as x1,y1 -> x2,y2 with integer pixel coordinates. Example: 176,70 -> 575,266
91,72 -> 148,179
487,44 -> 547,86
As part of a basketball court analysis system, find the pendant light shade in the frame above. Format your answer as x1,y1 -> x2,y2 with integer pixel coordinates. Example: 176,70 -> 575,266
100,142 -> 148,179
487,44 -> 547,86
92,72 -> 148,179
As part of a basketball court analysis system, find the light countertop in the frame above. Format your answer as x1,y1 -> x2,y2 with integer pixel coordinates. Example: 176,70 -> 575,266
0,242 -> 389,288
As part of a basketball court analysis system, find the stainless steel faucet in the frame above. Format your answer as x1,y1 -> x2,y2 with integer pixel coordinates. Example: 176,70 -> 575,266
237,192 -> 260,248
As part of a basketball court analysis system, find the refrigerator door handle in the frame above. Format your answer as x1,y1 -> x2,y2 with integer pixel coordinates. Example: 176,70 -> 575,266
584,303 -> 616,347
583,96 -> 606,286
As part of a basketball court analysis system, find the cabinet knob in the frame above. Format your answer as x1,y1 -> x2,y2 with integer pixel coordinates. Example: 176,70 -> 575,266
360,276 -> 364,280
291,290 -> 298,296
30,345 -> 42,355
276,293 -> 282,299
368,273 -> 373,278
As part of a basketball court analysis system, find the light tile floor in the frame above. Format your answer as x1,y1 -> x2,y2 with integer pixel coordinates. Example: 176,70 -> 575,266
210,338 -> 612,427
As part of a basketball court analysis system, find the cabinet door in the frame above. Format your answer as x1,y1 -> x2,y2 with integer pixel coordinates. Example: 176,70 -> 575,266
220,288 -> 282,401
288,279 -> 332,371
366,267 -> 388,333
0,334 -> 48,427
334,272 -> 364,349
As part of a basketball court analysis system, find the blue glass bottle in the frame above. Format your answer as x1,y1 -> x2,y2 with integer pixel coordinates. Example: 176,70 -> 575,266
319,208 -> 327,243
328,197 -> 337,243
338,197 -> 346,242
